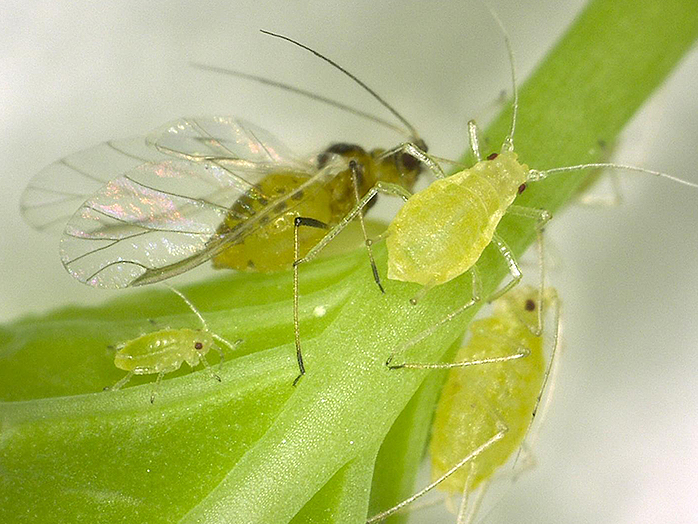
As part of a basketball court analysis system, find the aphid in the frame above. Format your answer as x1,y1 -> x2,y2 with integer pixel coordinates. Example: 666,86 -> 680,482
20,31 -> 435,383
367,284 -> 561,523
294,10 -> 698,371
105,285 -> 239,403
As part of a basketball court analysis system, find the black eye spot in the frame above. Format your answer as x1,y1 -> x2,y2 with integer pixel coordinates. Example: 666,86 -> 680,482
194,342 -> 204,350
487,152 -> 498,160
518,183 -> 527,194
525,299 -> 536,311
401,152 -> 419,171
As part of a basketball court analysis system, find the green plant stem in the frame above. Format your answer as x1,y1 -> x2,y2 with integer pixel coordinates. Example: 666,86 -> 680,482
1,0 -> 696,522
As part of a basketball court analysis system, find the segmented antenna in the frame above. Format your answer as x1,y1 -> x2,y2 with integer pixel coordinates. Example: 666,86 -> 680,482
485,5 -> 519,153
191,62 -> 409,137
260,29 -> 420,140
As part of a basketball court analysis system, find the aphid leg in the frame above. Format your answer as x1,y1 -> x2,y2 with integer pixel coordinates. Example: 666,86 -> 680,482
104,370 -> 135,392
292,183 -> 413,384
467,120 -> 482,162
366,421 -> 508,523
293,216 -> 330,385
577,172 -> 623,207
349,160 -> 384,293
408,281 -> 435,306
199,354 -> 222,383
505,205 -> 552,335
386,267 -> 482,369
456,474 -> 490,524
377,142 -> 446,179
296,181 -> 412,268
391,328 -> 530,371
487,233 -> 522,302
150,371 -> 166,404
211,335 -> 242,370
511,291 -> 561,471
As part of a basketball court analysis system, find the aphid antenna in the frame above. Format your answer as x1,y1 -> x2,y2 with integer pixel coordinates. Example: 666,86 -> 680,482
483,5 -> 698,189
162,283 -> 209,331
259,29 -> 421,141
190,63 -> 410,138
483,2 -> 519,153
529,163 -> 698,189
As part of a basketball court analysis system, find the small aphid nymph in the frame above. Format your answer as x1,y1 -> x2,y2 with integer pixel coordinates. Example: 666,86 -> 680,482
106,286 -> 239,403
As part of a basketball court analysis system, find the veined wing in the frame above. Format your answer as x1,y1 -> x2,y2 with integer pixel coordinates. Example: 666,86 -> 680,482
21,117 -> 304,235
20,138 -> 168,234
59,153 -> 347,289
147,116 -> 301,166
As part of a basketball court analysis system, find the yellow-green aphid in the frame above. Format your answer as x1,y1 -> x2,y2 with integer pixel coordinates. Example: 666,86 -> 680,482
106,286 -> 239,403
430,285 -> 556,494
372,12 -> 696,369
367,285 -> 560,523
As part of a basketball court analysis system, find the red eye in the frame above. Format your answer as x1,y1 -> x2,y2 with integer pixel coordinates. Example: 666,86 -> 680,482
518,183 -> 527,194
487,152 -> 498,160
194,342 -> 203,350
525,299 -> 536,311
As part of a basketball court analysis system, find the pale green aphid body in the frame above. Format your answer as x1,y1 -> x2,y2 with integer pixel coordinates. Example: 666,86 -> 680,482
430,285 -> 555,493
368,285 -> 560,523
387,152 -> 528,286
106,285 -> 237,402
113,328 -> 216,376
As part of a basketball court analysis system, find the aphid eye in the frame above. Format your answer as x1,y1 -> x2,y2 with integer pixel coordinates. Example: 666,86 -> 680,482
401,152 -> 420,171
524,299 -> 536,311
487,152 -> 499,160
518,183 -> 527,194
194,342 -> 204,350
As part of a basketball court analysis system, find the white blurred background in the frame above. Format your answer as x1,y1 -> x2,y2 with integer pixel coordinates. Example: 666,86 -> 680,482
1,0 -> 697,522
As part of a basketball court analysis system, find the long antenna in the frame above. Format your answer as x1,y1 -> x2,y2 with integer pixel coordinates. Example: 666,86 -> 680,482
191,62 -> 409,137
260,29 -> 420,139
485,5 -> 518,152
531,163 -> 698,188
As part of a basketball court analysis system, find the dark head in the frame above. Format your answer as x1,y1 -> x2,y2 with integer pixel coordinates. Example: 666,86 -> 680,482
368,138 -> 428,191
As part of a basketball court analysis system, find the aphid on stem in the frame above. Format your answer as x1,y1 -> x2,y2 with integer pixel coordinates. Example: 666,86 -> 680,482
291,6 -> 697,373
368,284 -> 562,523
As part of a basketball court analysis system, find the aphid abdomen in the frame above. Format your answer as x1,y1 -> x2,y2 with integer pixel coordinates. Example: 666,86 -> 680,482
429,287 -> 547,493
386,152 -> 527,286
114,329 -> 205,375
212,172 -> 334,272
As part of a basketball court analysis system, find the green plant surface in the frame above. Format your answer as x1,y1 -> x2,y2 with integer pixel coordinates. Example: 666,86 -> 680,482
1,0 -> 697,522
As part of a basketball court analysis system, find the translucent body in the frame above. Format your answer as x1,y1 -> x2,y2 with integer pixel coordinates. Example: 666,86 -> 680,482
430,285 -> 554,493
387,151 -> 528,285
114,328 -> 215,375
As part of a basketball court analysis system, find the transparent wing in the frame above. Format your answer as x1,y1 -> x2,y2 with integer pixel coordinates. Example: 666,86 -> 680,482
59,155 -> 347,289
20,138 -> 168,234
146,116 -> 301,165
24,116 -> 345,289
21,117 -> 304,235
